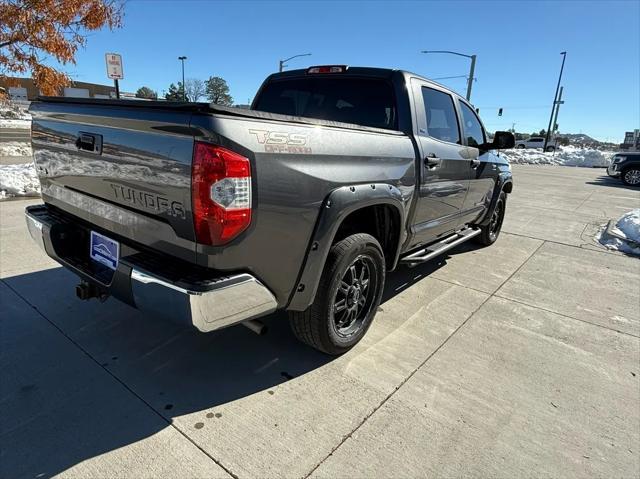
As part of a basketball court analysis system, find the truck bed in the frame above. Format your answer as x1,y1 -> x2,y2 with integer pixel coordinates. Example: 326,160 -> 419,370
30,97 -> 415,307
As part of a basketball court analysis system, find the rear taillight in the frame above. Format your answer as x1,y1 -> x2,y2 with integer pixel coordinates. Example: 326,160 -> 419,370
192,142 -> 251,245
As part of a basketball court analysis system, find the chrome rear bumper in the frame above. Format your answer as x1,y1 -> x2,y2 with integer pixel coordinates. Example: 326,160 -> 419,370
25,205 -> 277,332
129,268 -> 277,332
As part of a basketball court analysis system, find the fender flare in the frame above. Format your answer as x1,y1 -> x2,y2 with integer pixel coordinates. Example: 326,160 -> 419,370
479,175 -> 513,227
287,183 -> 407,312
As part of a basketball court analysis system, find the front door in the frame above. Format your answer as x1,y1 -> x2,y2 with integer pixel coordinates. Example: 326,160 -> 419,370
458,100 -> 499,225
408,80 -> 470,249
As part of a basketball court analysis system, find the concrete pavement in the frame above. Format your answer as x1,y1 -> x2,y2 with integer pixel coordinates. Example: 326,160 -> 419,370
0,155 -> 32,165
0,127 -> 30,142
0,165 -> 638,478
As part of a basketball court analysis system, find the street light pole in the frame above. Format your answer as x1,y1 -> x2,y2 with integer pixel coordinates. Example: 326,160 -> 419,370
279,53 -> 312,72
544,51 -> 567,151
551,86 -> 564,136
466,54 -> 476,102
178,56 -> 187,101
421,50 -> 477,101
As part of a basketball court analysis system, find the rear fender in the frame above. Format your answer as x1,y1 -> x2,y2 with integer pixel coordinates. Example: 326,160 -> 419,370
287,183 -> 406,311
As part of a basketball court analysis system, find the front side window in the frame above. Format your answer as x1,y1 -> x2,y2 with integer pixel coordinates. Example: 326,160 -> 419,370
421,87 -> 460,144
459,102 -> 486,147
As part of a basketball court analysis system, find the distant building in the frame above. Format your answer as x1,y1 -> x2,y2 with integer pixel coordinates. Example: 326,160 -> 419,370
0,77 -> 116,100
620,129 -> 640,151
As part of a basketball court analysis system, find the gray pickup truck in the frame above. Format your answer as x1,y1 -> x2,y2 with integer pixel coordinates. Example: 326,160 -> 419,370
26,65 -> 514,354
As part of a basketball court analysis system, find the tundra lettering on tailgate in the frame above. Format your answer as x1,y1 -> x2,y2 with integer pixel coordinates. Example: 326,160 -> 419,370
109,183 -> 186,219
249,129 -> 311,154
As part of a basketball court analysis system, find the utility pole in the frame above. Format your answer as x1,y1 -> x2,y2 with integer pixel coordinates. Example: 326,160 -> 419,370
178,56 -> 187,101
279,53 -> 312,72
544,52 -> 566,151
421,50 -> 477,101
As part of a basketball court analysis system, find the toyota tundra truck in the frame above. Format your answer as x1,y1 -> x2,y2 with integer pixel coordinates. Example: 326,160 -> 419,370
26,65 -> 515,355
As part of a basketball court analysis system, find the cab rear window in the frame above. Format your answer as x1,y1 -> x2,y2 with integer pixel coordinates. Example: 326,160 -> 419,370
254,77 -> 397,130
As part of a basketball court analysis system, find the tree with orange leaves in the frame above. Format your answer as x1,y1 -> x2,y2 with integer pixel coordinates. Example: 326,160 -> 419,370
0,0 -> 123,95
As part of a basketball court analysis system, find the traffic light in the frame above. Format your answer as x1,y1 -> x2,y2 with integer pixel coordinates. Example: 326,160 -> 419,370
498,108 -> 503,116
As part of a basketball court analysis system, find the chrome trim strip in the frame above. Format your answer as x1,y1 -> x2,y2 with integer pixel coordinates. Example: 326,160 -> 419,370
130,269 -> 199,295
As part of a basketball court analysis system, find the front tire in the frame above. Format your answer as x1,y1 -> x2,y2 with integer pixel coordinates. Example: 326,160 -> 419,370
621,167 -> 640,186
474,191 -> 507,246
289,233 -> 385,355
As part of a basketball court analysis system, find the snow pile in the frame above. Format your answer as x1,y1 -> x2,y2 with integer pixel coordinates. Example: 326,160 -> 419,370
502,146 -> 614,167
0,162 -> 40,199
556,146 -> 614,167
0,141 -> 32,157
0,103 -> 31,120
596,209 -> 640,256
0,118 -> 30,129
0,102 -> 31,129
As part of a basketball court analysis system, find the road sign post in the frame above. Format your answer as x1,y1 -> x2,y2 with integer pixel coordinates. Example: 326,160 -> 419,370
105,53 -> 124,99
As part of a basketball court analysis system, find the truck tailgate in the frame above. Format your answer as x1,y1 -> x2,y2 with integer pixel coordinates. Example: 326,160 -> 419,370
30,100 -> 197,263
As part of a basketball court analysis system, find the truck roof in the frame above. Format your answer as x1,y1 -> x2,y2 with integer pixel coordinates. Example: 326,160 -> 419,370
269,66 -> 467,102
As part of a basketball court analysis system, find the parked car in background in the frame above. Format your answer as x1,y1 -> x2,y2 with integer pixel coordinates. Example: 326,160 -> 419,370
608,152 -> 640,186
515,136 -> 557,152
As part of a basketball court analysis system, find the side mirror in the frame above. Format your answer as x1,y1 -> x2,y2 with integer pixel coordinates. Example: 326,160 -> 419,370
491,131 -> 515,150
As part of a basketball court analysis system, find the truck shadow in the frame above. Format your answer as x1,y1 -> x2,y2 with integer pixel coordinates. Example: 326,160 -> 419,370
1,249 -> 459,478
586,175 -> 640,191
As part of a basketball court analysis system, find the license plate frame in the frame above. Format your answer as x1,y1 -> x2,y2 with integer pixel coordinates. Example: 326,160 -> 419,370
89,231 -> 120,271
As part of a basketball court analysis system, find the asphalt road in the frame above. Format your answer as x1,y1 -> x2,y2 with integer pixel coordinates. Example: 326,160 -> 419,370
1,166 -> 638,478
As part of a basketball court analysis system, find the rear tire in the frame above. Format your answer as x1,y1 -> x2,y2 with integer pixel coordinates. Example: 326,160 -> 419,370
288,233 -> 385,355
516,144 -> 525,149
621,167 -> 640,186
474,191 -> 507,246
545,146 -> 555,152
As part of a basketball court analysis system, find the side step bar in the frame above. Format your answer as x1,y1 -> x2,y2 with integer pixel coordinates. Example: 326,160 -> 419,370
400,227 -> 481,264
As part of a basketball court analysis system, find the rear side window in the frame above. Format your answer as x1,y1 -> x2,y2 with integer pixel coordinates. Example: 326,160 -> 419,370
421,87 -> 460,144
459,102 -> 486,147
253,77 -> 397,130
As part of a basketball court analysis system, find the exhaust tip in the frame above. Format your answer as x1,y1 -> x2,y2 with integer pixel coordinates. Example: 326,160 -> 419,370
242,319 -> 267,335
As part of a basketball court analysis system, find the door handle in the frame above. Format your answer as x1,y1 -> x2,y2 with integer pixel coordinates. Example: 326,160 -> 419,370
471,158 -> 481,168
424,155 -> 442,168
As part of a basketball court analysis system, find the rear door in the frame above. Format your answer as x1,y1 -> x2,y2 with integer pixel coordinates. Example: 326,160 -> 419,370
408,79 -> 470,249
457,100 -> 498,225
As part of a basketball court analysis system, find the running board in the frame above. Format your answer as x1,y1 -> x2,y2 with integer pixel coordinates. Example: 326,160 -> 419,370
400,228 -> 481,264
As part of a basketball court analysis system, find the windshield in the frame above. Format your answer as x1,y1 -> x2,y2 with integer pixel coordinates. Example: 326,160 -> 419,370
253,76 -> 397,130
